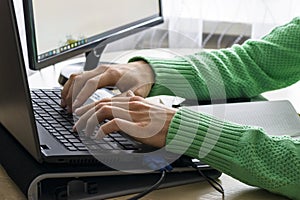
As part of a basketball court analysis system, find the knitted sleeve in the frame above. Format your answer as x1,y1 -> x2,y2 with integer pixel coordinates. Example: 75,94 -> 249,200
128,17 -> 300,199
129,17 -> 300,101
167,108 -> 300,200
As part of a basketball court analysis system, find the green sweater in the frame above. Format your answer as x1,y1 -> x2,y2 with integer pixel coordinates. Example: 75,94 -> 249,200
130,17 -> 300,199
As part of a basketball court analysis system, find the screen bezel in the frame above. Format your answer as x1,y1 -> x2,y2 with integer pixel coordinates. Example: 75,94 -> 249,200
23,0 -> 163,70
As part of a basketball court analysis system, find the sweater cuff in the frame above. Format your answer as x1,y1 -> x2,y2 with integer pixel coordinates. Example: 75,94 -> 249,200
129,56 -> 209,99
166,107 -> 247,173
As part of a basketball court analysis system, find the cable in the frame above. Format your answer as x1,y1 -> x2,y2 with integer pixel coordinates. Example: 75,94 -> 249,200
127,170 -> 167,200
179,156 -> 225,200
197,167 -> 225,200
126,155 -> 172,200
126,155 -> 225,200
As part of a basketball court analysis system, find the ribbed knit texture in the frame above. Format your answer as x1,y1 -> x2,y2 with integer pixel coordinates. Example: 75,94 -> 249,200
129,17 -> 300,199
168,108 -> 300,200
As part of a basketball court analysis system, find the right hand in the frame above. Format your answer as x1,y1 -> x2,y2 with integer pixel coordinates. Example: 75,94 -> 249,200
73,95 -> 177,148
61,60 -> 155,112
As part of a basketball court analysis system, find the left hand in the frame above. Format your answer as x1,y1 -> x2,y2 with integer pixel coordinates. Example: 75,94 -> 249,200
73,95 -> 177,148
61,61 -> 154,113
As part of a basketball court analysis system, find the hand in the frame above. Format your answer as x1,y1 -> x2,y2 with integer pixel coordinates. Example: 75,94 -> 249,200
61,60 -> 154,112
73,95 -> 177,148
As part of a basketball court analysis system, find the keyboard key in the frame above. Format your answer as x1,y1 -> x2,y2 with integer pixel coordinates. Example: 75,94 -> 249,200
98,143 -> 113,150
59,139 -> 68,143
69,139 -> 81,143
31,89 -> 137,152
67,147 -> 77,151
63,142 -> 73,147
77,147 -> 88,151
73,143 -> 85,148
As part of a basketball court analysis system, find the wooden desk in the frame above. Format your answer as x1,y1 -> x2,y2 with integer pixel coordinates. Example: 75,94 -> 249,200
0,165 -> 288,200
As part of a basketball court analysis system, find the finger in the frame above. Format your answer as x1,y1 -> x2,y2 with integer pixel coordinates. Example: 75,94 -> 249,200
96,118 -> 166,148
111,96 -> 144,102
72,75 -> 101,109
126,90 -> 135,97
92,127 -> 106,140
109,95 -> 165,110
97,118 -> 136,139
74,102 -> 98,116
73,106 -> 97,132
112,89 -> 136,98
63,79 -> 77,113
124,81 -> 153,98
106,95 -> 171,113
75,64 -> 108,82
76,105 -> 133,135
72,70 -> 117,109
74,98 -> 112,116
96,69 -> 119,89
63,73 -> 91,112
74,102 -> 112,118
75,106 -> 114,137
61,73 -> 79,107
61,65 -> 109,109
114,87 -> 147,98
134,84 -> 153,97
74,95 -> 153,123
113,92 -> 131,98
84,112 -> 100,136
97,118 -> 156,144
75,96 -> 144,114
96,98 -> 145,113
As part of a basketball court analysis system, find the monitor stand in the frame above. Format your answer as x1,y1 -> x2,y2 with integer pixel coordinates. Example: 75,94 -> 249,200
58,46 -> 112,86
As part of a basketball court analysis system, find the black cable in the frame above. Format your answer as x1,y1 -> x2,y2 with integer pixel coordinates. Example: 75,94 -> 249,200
127,170 -> 167,200
197,167 -> 225,200
180,156 -> 225,200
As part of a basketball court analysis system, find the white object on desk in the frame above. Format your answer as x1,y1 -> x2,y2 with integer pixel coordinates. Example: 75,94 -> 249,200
187,100 -> 300,138
146,95 -> 185,108
262,81 -> 300,113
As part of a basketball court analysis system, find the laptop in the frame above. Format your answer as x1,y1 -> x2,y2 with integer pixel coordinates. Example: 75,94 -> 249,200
0,0 -> 212,174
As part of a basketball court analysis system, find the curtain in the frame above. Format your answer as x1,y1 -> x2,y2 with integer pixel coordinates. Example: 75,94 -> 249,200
162,0 -> 300,47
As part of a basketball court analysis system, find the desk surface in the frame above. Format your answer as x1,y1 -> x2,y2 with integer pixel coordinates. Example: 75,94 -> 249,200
0,165 -> 289,200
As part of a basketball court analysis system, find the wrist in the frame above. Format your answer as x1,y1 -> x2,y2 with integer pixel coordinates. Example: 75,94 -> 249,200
128,58 -> 155,95
136,60 -> 155,83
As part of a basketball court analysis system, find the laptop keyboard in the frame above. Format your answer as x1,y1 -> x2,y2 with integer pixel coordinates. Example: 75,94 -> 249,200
31,89 -> 139,152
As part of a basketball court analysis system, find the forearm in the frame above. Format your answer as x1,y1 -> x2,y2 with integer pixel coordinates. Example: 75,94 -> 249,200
167,108 -> 300,200
130,17 -> 300,100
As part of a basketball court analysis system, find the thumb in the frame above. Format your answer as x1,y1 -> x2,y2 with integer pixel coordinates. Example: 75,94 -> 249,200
126,90 -> 135,97
114,89 -> 136,97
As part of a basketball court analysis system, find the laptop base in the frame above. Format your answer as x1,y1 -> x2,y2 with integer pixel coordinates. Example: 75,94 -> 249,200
0,124 -> 221,200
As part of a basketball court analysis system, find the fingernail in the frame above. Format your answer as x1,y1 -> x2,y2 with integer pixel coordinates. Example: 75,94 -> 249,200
74,108 -> 80,115
95,128 -> 105,140
61,99 -> 65,107
73,99 -> 79,108
72,125 -> 77,132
